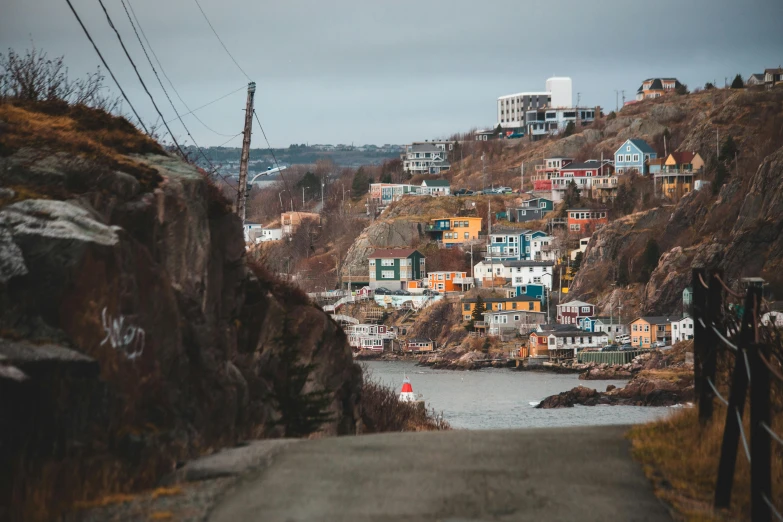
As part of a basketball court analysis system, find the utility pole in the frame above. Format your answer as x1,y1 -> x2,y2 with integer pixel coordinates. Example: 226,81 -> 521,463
236,82 -> 256,224
621,90 -> 626,106
614,90 -> 619,112
520,162 -> 524,194
488,201 -> 494,289
482,154 -> 486,191
716,129 -> 720,159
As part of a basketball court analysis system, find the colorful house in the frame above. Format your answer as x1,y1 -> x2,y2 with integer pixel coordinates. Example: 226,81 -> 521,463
281,211 -> 320,236
512,198 -> 554,223
486,229 -> 548,261
567,208 -> 608,234
556,300 -> 596,325
551,160 -> 614,202
671,316 -> 694,343
368,248 -> 426,290
404,338 -> 435,352
630,316 -> 680,348
532,157 -> 574,191
461,296 -> 542,322
425,217 -> 482,246
473,259 -> 554,289
614,139 -> 657,175
635,78 -> 682,100
427,271 -> 473,293
368,183 -> 420,207
655,151 -> 704,199
420,179 -> 451,196
483,310 -> 547,336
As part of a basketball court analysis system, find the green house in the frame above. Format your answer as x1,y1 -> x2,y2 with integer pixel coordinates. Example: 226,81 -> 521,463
368,248 -> 426,290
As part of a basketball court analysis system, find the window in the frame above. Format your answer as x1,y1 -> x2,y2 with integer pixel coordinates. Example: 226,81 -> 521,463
381,270 -> 395,279
626,145 -> 631,152
464,232 -> 469,239
633,336 -> 638,343
381,259 -> 394,266
464,304 -> 470,311
633,324 -> 638,332
369,260 -> 375,266
512,302 -> 517,309
446,273 -> 451,280
644,325 -> 650,332
529,302 -> 535,310
514,315 -> 520,321
633,154 -> 639,162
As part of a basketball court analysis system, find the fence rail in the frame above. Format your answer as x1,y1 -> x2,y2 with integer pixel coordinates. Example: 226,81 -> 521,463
693,268 -> 781,521
577,350 -> 648,365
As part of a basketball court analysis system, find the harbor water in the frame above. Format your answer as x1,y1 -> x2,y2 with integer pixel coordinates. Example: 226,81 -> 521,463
363,361 -> 675,430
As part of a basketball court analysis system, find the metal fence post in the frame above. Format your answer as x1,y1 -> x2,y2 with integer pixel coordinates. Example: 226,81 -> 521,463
692,268 -> 708,424
702,270 -> 723,422
715,286 -> 760,508
750,342 -> 771,522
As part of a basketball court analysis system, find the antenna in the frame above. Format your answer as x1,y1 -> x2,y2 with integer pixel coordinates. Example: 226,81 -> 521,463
621,90 -> 626,105
614,90 -> 619,112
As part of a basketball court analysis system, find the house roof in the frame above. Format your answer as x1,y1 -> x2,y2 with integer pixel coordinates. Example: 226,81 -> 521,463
560,160 -> 605,171
764,68 -> 783,75
567,208 -> 608,212
647,158 -> 666,167
634,315 -> 681,325
637,78 -> 682,93
368,248 -> 420,259
422,179 -> 450,187
749,73 -> 765,81
498,260 -> 555,268
407,338 -> 433,344
462,295 -> 539,303
548,330 -> 605,338
557,300 -> 593,308
668,151 -> 697,164
408,143 -> 443,153
621,139 -> 657,155
490,228 -> 532,235
538,323 -> 576,332
483,310 -> 546,316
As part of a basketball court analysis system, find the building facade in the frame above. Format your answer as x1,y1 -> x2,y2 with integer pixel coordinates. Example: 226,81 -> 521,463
512,197 -> 554,223
425,217 -> 482,246
636,78 -> 682,100
461,296 -> 542,322
630,316 -> 680,348
498,91 -> 551,129
556,300 -> 596,325
368,248 -> 426,290
427,271 -> 472,293
420,179 -> 451,196
614,139 -> 657,174
567,208 -> 609,234
402,143 -> 451,174
552,160 -> 614,201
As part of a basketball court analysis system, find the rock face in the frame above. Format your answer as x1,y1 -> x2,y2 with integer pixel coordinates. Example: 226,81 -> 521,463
0,148 -> 360,519
537,374 -> 693,408
342,219 -> 423,279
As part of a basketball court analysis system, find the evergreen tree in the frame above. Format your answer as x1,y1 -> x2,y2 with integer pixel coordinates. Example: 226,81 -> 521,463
730,74 -> 744,89
295,171 -> 320,199
351,167 -> 370,198
675,84 -> 689,95
713,162 -> 729,195
267,317 -> 334,437
563,121 -> 576,137
563,180 -> 581,209
613,183 -> 636,216
471,295 -> 486,324
572,251 -> 583,273
719,136 -> 739,163
704,82 -> 715,90
380,171 -> 392,183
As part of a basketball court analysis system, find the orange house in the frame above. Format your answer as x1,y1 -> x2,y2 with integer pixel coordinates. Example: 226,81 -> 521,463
528,332 -> 549,356
567,208 -> 608,235
427,271 -> 472,293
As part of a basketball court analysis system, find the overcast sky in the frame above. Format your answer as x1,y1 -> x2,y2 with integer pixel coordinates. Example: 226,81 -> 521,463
3,0 -> 782,147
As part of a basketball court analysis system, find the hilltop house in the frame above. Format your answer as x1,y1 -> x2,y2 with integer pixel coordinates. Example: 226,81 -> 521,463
551,160 -> 614,202
636,78 -> 682,100
655,151 -> 704,198
532,157 -> 574,191
747,73 -> 765,87
368,183 -> 420,208
461,295 -> 542,322
425,217 -> 482,246
420,179 -> 451,196
402,143 -> 451,174
630,316 -> 681,348
614,139 -> 657,175
764,68 -> 783,89
427,271 -> 473,293
485,229 -> 548,261
567,208 -> 608,234
511,197 -> 554,223
556,300 -> 596,325
368,248 -> 426,290
245,222 -> 283,244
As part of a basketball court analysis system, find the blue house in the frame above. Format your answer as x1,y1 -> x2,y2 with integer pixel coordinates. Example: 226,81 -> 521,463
486,229 -> 548,261
512,198 -> 554,223
515,283 -> 547,303
614,139 -> 657,175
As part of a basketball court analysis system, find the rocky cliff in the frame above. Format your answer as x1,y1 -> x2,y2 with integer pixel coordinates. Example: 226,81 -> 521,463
0,102 -> 360,521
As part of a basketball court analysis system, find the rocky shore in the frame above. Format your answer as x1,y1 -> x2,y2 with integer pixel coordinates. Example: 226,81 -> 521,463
417,351 -> 509,370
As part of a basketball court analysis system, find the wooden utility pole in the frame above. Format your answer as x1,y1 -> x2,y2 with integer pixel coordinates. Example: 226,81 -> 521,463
236,81 -> 256,224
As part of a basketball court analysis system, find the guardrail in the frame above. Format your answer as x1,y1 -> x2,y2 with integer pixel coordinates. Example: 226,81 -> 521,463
577,350 -> 648,365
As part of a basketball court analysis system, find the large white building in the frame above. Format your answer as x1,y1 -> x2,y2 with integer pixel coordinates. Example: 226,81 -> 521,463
497,77 -> 573,130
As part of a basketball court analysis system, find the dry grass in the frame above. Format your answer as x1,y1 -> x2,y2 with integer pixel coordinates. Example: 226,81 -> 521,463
360,368 -> 450,433
629,406 -> 783,521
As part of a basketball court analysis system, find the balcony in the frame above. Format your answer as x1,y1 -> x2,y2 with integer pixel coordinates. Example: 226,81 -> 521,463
453,276 -> 474,285
425,223 -> 451,232
473,321 -> 487,328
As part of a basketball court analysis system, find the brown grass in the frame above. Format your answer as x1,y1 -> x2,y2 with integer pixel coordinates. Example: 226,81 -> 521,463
629,406 -> 783,521
360,368 -> 450,432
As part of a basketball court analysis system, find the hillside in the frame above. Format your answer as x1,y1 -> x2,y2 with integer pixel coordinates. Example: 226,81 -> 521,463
0,99 -> 361,520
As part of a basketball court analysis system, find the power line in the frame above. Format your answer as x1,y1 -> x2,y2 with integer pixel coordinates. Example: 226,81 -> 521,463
193,0 -> 252,82
253,110 -> 293,204
96,0 -> 186,157
64,0 -> 149,135
164,86 -> 246,125
118,0 -> 225,179
124,0 -> 238,138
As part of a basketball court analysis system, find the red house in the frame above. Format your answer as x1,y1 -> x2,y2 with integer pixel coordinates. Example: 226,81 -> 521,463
552,160 -> 614,201
567,208 -> 608,235
533,157 -> 574,192
556,300 -> 596,325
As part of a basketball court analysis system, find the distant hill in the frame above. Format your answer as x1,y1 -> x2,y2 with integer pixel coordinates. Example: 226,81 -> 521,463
192,144 -> 403,169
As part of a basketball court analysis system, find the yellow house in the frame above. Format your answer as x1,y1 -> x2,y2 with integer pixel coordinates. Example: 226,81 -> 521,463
656,151 -> 704,199
630,316 -> 680,348
461,296 -> 541,322
426,217 -> 482,246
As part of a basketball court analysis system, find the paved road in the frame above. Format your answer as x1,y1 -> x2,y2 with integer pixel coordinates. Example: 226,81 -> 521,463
208,425 -> 672,522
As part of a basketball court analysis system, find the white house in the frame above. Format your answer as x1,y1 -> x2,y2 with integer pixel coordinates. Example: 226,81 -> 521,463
243,222 -> 263,243
258,227 -> 283,242
593,318 -> 629,342
473,260 -> 554,290
402,143 -> 451,174
546,330 -> 609,355
482,310 -> 547,336
420,179 -> 451,196
671,316 -> 695,343
346,324 -> 396,351
530,235 -> 559,262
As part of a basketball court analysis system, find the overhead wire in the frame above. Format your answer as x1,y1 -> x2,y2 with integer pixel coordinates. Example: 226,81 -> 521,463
193,0 -> 252,81
95,0 -> 186,157
64,0 -> 149,135
164,86 -> 246,124
124,0 -> 239,138
253,110 -> 294,204
117,0 -> 226,180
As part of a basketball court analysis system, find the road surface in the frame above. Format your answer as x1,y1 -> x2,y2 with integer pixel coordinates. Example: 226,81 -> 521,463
208,425 -> 671,522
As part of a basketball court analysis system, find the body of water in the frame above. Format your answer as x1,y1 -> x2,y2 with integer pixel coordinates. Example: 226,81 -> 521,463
363,361 -> 676,430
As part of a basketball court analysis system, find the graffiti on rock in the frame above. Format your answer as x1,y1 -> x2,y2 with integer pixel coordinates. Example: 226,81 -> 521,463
100,307 -> 145,360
